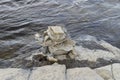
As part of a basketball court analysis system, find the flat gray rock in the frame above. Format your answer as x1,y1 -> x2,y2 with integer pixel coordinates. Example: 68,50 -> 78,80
75,40 -> 120,62
95,63 -> 120,80
29,64 -> 66,80
0,68 -> 30,80
75,46 -> 116,62
67,67 -> 104,80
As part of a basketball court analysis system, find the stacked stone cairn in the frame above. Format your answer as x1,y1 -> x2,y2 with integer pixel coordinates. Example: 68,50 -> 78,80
34,26 -> 77,62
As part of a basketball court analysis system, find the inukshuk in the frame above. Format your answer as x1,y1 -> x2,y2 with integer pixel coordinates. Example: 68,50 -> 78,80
34,26 -> 77,62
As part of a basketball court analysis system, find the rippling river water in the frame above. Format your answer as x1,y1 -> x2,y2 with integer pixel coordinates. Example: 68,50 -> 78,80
0,0 -> 120,68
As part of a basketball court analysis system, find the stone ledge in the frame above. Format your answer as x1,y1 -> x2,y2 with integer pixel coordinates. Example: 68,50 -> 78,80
95,63 -> 120,80
0,64 -> 120,80
0,68 -> 30,80
67,67 -> 104,80
29,64 -> 66,80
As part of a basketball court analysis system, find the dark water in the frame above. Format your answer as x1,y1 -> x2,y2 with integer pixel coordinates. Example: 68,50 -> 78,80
0,0 -> 120,68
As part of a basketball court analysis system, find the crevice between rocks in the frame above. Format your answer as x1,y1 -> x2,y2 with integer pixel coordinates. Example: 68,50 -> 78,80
65,67 -> 67,80
58,58 -> 120,69
10,58 -> 120,70
27,68 -> 33,80
111,64 -> 116,80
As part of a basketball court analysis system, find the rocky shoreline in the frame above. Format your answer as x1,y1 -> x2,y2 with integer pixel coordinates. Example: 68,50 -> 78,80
0,40 -> 120,80
1,0 -> 120,80
0,63 -> 120,80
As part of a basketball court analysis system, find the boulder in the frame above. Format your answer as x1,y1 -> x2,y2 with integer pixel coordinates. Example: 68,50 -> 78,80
0,68 -> 30,80
99,40 -> 120,58
75,46 -> 116,62
75,40 -> 120,62
67,67 -> 104,80
29,64 -> 66,80
95,63 -> 120,80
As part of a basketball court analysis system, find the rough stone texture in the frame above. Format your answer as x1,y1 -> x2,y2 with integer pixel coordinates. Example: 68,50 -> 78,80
0,68 -> 30,80
67,67 -> 104,80
0,64 -> 120,80
29,64 -> 66,80
99,40 -> 120,58
95,63 -> 120,80
36,26 -> 77,61
75,46 -> 116,62
75,40 -> 120,62
49,26 -> 65,34
24,40 -> 120,69
43,26 -> 65,44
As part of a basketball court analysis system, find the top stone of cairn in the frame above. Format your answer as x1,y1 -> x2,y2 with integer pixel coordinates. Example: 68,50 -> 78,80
49,26 -> 64,34
46,26 -> 66,42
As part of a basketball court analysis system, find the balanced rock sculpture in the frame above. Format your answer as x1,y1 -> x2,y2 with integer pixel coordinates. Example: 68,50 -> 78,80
35,26 -> 77,62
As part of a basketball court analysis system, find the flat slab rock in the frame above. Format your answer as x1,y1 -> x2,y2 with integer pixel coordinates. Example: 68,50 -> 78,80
0,64 -> 120,80
29,64 -> 66,80
67,67 -> 104,80
75,40 -> 120,62
0,68 -> 30,80
95,63 -> 120,80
